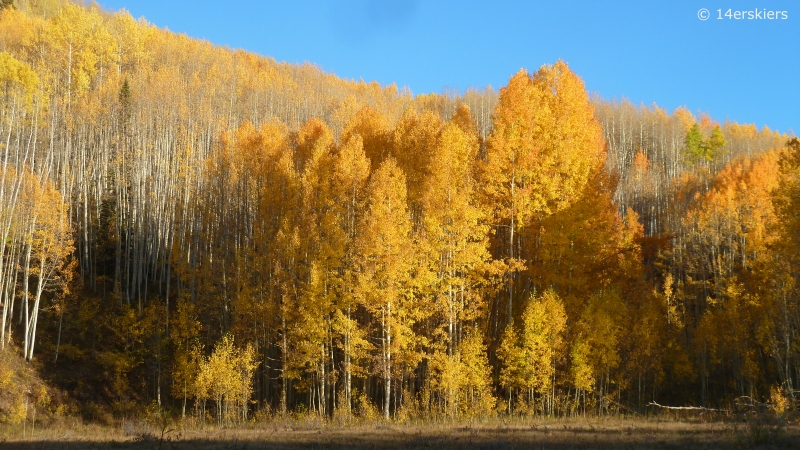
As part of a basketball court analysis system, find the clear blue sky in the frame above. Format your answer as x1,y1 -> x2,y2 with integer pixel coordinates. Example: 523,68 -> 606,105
97,0 -> 799,134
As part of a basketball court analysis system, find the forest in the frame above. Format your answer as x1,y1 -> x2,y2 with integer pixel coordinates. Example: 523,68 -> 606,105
0,0 -> 798,429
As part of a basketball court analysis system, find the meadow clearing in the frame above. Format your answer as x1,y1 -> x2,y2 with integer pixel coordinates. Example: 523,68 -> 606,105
1,415 -> 798,449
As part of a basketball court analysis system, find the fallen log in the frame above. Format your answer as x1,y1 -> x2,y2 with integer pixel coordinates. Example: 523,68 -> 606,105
647,402 -> 730,413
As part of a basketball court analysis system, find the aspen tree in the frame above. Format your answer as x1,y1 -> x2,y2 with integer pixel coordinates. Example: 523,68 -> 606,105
251,120 -> 299,415
391,108 -> 442,220
171,296 -> 201,420
341,106 -> 391,167
295,119 -> 338,415
355,158 -> 415,420
329,134 -> 371,417
498,289 -> 566,414
421,110 -> 488,355
194,335 -> 258,424
580,290 -> 625,413
485,61 -> 604,325
0,52 -> 40,349
22,176 -> 74,361
768,138 -> 800,400
457,330 -> 494,416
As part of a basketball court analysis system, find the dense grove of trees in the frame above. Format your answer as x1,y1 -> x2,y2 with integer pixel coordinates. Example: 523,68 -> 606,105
0,0 -> 797,424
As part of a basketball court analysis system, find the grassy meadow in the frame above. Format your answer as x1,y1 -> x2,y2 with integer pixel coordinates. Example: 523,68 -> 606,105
1,414 -> 798,449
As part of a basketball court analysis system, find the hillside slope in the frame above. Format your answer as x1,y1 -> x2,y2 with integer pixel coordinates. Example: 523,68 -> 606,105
0,0 -> 797,423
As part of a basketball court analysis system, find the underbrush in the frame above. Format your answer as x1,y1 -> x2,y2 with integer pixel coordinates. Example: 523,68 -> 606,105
0,346 -> 67,430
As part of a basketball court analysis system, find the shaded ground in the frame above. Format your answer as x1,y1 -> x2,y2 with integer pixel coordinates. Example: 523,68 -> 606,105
1,417 -> 798,449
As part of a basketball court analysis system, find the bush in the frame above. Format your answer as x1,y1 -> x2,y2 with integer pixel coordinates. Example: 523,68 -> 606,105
0,346 -> 50,425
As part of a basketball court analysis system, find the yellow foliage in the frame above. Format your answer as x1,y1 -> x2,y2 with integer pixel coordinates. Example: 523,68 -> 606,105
429,331 -> 494,419
45,2 -> 116,96
353,389 -> 380,420
570,340 -> 593,392
0,51 -> 39,106
0,348 -> 48,425
498,289 -> 567,396
0,358 -> 27,424
3,0 -> 799,422
581,290 -> 625,377
770,385 -> 789,415
194,335 -> 258,425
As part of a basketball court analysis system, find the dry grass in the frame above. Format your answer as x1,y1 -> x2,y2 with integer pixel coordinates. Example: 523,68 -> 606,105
0,415 -> 798,449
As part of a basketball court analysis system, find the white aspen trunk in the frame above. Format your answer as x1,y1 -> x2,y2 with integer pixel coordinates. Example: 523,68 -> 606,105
21,238 -> 33,359
319,343 -> 326,416
344,306 -> 352,417
383,302 -> 392,420
1,243 -> 19,349
509,169 -> 515,325
54,303 -> 64,363
182,378 -> 187,420
782,290 -> 794,400
448,274 -> 454,356
280,310 -> 288,415
0,98 -> 20,350
26,255 -> 50,361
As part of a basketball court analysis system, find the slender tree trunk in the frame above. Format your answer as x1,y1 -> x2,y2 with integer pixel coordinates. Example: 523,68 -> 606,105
509,175 -> 514,325
21,239 -> 33,359
383,302 -> 392,420
344,306 -> 352,417
280,310 -> 288,416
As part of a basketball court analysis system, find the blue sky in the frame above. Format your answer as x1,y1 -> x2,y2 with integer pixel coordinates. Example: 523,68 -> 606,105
97,1 -> 798,134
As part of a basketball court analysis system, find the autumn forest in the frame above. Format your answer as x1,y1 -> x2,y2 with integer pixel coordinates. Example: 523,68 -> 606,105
1,0 -> 799,428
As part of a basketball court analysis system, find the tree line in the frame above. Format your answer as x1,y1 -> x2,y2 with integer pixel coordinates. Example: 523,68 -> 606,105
0,0 -> 797,424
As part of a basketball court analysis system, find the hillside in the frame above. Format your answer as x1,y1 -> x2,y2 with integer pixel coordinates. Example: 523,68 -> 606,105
0,0 -> 797,425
